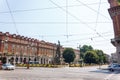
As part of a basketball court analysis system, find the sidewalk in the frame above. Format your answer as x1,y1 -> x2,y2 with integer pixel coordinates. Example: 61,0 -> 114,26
97,65 -> 108,70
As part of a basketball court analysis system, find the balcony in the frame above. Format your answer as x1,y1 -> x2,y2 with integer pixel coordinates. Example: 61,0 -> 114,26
111,38 -> 116,46
111,37 -> 120,46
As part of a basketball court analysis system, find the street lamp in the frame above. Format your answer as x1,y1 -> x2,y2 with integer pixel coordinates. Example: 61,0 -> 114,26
77,44 -> 83,67
98,52 -> 103,69
12,48 -> 15,66
27,42 -> 33,69
27,45 -> 30,69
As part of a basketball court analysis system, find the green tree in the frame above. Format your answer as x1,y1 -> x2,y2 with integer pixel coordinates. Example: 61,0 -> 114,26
62,48 -> 76,64
84,51 -> 99,64
118,0 -> 120,3
94,50 -> 103,63
94,50 -> 107,64
80,45 -> 93,59
102,54 -> 109,64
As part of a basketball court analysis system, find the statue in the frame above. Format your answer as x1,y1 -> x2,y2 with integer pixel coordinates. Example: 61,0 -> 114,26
54,40 -> 61,65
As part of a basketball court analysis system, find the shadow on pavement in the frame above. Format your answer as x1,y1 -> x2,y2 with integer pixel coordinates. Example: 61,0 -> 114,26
90,69 -> 114,74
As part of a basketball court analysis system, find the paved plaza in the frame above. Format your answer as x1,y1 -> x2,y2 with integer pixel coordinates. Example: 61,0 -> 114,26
0,65 -> 120,80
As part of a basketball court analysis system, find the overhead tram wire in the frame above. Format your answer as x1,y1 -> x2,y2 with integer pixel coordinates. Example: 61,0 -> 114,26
31,31 -> 113,38
76,0 -> 110,20
61,33 -> 113,43
91,0 -> 102,47
0,21 -> 112,24
5,0 -> 19,34
27,31 -> 113,42
49,0 -> 108,41
75,0 -> 110,41
90,0 -> 102,47
0,2 -> 107,13
66,0 -> 69,40
95,0 -> 101,31
62,41 -> 114,47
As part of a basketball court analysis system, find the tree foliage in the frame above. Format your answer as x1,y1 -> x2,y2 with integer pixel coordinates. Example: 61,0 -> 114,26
94,50 -> 104,63
79,45 -> 109,64
62,48 -> 76,64
94,49 -> 108,64
80,45 -> 93,53
84,51 -> 99,64
80,45 -> 93,58
102,54 -> 108,63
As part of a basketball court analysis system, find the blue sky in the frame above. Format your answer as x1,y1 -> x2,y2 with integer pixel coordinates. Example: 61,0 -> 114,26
0,0 -> 115,55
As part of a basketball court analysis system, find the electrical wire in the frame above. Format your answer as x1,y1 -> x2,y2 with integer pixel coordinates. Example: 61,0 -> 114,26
0,2 -> 107,13
61,33 -> 113,43
76,0 -> 110,20
0,0 -> 114,54
66,0 -> 69,39
49,0 -> 109,41
31,31 -> 113,38
95,0 -> 101,31
0,21 -> 112,24
5,0 -> 19,34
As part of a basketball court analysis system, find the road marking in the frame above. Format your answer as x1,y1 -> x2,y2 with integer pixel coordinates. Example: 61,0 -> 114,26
104,72 -> 117,80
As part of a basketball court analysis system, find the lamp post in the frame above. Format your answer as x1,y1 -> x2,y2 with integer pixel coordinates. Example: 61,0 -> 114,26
27,42 -> 33,69
13,48 -> 15,66
98,52 -> 102,69
27,45 -> 30,69
77,44 -> 83,67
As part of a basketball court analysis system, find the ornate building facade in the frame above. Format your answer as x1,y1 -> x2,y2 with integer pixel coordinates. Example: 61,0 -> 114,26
0,32 -> 80,65
108,0 -> 120,63
0,32 -> 57,64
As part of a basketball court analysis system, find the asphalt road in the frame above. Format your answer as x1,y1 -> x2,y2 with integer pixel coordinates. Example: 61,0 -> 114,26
0,65 -> 120,80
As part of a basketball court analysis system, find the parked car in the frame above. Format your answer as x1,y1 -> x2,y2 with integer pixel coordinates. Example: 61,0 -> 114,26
108,63 -> 118,67
108,63 -> 120,72
2,63 -> 15,70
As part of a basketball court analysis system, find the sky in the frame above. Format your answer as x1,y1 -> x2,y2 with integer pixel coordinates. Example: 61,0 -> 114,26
0,0 -> 116,55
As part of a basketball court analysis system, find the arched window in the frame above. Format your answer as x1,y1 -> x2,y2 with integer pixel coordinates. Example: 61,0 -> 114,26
15,57 -> 18,63
41,58 -> 43,64
44,58 -> 45,64
20,57 -> 23,63
23,58 -> 26,64
34,57 -> 36,62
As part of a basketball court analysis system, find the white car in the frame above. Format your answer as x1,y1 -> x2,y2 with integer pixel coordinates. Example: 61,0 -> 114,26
2,63 -> 15,70
108,63 -> 120,72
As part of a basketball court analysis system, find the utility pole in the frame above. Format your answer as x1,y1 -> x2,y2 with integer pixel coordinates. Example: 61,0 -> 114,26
77,44 -> 83,67
27,44 -> 30,69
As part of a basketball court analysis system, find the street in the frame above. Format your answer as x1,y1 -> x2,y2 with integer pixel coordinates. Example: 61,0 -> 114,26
0,65 -> 120,80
